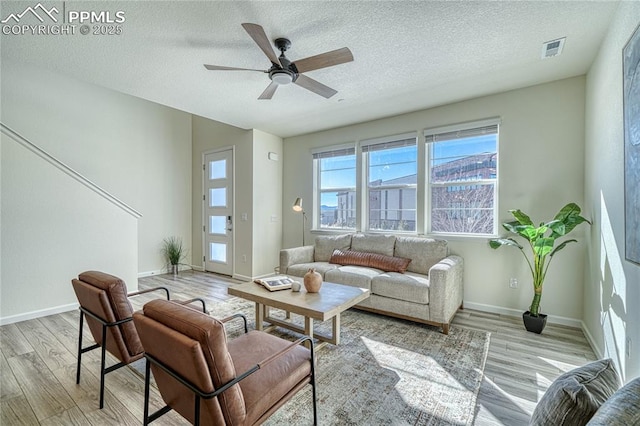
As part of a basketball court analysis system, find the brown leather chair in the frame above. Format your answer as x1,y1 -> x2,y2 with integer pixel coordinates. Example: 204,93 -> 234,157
133,299 -> 317,425
71,271 -> 206,409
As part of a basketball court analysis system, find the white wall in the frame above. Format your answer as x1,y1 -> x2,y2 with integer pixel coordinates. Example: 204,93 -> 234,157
1,136 -> 138,322
584,2 -> 640,382
1,62 -> 192,322
252,129 -> 283,277
283,77 -> 587,323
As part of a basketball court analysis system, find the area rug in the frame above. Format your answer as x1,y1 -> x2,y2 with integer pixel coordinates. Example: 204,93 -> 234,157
132,295 -> 490,426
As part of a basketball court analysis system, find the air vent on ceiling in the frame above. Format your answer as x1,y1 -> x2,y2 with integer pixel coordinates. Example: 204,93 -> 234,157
542,37 -> 566,59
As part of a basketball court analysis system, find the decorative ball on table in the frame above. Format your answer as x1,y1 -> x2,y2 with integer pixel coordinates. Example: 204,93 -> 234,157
303,268 -> 323,293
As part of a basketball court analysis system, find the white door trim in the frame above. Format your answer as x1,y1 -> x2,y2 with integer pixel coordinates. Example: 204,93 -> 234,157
202,146 -> 235,275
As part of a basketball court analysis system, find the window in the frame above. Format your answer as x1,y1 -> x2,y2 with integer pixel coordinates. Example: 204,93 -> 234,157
310,119 -> 499,237
426,122 -> 498,236
362,135 -> 417,232
312,145 -> 356,230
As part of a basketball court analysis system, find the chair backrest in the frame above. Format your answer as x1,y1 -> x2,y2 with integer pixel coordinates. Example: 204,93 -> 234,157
71,271 -> 143,363
133,299 -> 247,425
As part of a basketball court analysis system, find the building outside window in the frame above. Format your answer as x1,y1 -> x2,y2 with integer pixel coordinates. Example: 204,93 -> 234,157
362,134 -> 417,232
313,145 -> 356,230
426,121 -> 499,236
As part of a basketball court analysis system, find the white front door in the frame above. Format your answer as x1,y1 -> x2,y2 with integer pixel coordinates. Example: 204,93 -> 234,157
203,149 -> 234,275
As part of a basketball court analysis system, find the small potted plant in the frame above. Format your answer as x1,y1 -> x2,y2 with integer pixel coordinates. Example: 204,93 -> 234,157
489,203 -> 590,333
161,236 -> 187,276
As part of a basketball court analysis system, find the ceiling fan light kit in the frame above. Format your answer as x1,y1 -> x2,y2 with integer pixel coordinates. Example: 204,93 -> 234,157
204,23 -> 353,100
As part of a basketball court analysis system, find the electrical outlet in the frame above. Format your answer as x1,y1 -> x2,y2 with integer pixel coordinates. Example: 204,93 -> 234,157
509,278 -> 518,289
627,337 -> 632,359
242,254 -> 247,263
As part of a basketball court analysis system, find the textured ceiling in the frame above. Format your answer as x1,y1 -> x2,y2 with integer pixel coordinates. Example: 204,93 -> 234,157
1,1 -> 619,137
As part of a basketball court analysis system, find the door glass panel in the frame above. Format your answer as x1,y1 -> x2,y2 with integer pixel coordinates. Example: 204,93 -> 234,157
209,160 -> 226,180
209,216 -> 226,234
210,242 -> 227,262
209,188 -> 226,207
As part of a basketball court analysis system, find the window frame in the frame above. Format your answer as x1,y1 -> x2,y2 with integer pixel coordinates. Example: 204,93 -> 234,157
312,143 -> 357,231
424,119 -> 500,237
361,133 -> 418,233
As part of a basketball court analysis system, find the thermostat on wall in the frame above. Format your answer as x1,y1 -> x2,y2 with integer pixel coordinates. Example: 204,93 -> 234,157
268,152 -> 279,161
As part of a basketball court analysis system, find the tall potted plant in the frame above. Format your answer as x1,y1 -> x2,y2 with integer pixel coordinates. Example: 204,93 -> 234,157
161,236 -> 187,276
489,203 -> 590,333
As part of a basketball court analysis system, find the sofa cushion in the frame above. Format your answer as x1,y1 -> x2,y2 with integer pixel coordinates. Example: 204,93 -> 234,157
329,249 -> 411,273
586,377 -> 640,425
371,272 -> 429,304
394,237 -> 448,275
286,262 -> 338,278
325,266 -> 382,290
530,359 -> 621,426
314,234 -> 352,262
351,234 -> 396,256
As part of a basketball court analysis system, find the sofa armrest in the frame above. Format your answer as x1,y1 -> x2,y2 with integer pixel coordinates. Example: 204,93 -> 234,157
428,255 -> 464,325
279,245 -> 315,275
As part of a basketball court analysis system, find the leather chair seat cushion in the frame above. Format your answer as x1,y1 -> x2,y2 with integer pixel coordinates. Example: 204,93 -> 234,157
73,271 -> 143,359
371,272 -> 430,304
227,331 -> 311,425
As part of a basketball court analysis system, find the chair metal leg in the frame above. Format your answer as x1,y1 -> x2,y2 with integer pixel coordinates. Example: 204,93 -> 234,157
76,311 -> 84,384
143,358 -> 151,426
99,324 -> 107,409
194,396 -> 201,426
310,343 -> 318,425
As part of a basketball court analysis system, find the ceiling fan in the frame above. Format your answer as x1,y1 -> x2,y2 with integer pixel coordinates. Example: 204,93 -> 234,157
204,23 -> 354,100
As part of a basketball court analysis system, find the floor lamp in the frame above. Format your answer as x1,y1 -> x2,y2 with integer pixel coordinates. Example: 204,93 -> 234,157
292,197 -> 307,246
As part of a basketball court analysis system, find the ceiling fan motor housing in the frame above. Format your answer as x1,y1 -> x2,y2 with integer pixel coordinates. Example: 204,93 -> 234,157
269,38 -> 298,84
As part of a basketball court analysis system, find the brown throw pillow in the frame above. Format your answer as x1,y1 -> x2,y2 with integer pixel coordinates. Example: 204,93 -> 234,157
329,249 -> 411,273
368,252 -> 412,273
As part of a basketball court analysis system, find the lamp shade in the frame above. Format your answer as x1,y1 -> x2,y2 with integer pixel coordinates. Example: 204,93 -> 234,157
292,197 -> 303,212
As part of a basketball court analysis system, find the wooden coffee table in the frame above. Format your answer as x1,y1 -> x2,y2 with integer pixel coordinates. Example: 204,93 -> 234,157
228,279 -> 369,347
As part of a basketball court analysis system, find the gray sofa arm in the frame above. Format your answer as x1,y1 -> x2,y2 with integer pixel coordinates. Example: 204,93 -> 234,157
279,246 -> 315,275
428,255 -> 464,327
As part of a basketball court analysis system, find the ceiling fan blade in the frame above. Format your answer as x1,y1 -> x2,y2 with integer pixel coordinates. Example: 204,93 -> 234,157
258,82 -> 278,100
204,64 -> 266,72
294,74 -> 337,99
241,23 -> 282,67
293,47 -> 354,73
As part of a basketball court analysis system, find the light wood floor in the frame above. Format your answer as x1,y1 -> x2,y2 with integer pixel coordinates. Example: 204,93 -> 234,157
1,270 -> 596,425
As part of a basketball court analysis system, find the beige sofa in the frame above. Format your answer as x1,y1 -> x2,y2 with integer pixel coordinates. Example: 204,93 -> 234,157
280,233 -> 463,334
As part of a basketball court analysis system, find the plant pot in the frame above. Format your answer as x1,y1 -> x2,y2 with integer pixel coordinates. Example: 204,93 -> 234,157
523,311 -> 547,334
171,264 -> 179,276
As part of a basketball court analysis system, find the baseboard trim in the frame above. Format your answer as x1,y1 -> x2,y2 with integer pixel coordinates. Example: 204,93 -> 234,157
138,266 -> 192,278
580,320 -> 604,359
232,273 -> 252,282
0,302 -> 78,326
463,301 -> 582,328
